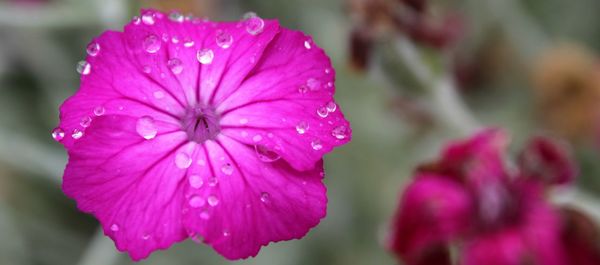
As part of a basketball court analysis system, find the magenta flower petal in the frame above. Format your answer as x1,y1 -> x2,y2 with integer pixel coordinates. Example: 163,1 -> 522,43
388,173 -> 473,263
217,28 -> 350,171
63,115 -> 190,260
181,137 -> 326,259
56,9 -> 350,260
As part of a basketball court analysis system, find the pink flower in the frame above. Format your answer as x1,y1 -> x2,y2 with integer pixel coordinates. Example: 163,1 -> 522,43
53,9 -> 351,260
388,129 -> 582,265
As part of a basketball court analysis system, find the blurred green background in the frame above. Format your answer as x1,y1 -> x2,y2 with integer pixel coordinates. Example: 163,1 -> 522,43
1,0 -> 600,264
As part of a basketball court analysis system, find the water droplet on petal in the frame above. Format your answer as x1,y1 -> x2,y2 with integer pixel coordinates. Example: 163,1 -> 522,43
216,30 -> 233,49
183,38 -> 195,48
175,152 -> 192,169
332,125 -> 348,140
221,163 -> 233,175
325,68 -> 331,74
86,42 -> 100,56
153,91 -> 165,99
260,192 -> 270,203
93,106 -> 105,116
327,81 -> 333,88
142,234 -> 151,240
255,145 -> 281,162
136,116 -> 157,140
51,127 -> 65,141
110,224 -> 119,232
245,16 -> 264,35
317,106 -> 329,118
252,135 -> 263,142
161,33 -> 169,42
207,195 -> 219,206
197,49 -> 214,64
80,116 -> 92,128
167,58 -> 183,74
189,175 -> 203,189
143,65 -> 152,73
311,139 -> 323,150
239,118 -> 248,125
189,196 -> 205,208
307,78 -> 321,91
169,11 -> 184,22
326,101 -> 337,113
208,177 -> 218,187
72,129 -> 84,139
142,12 -> 155,25
200,210 -> 210,220
171,36 -> 180,44
76,60 -> 91,75
143,34 -> 161,53
132,16 -> 141,25
296,121 -> 309,134
223,230 -> 230,237
304,40 -> 312,49
298,84 -> 309,94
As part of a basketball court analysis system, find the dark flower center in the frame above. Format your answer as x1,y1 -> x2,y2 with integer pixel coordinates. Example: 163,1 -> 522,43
181,106 -> 220,143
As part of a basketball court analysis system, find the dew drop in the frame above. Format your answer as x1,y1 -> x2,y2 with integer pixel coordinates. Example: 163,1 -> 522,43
260,192 -> 270,203
255,145 -> 281,162
307,78 -> 321,91
93,106 -> 105,116
223,230 -> 230,237
86,42 -> 100,56
200,210 -> 210,220
175,152 -> 192,169
189,175 -> 203,189
325,68 -> 331,74
161,33 -> 169,42
143,34 -> 161,53
110,224 -> 119,232
239,118 -> 248,125
317,106 -> 329,118
76,60 -> 91,75
72,129 -> 84,139
189,196 -> 205,208
332,125 -> 348,140
207,195 -> 219,206
221,163 -> 233,175
167,58 -> 183,74
208,177 -> 218,187
168,11 -> 184,22
245,16 -> 265,35
216,30 -> 233,49
327,81 -> 333,88
142,12 -> 155,25
298,84 -> 309,94
132,16 -> 141,25
143,65 -> 152,73
311,139 -> 323,150
183,38 -> 195,48
51,127 -> 65,142
136,116 -> 157,140
171,36 -> 180,44
252,135 -> 263,142
296,121 -> 309,134
197,49 -> 214,64
326,101 -> 337,113
242,12 -> 257,20
304,40 -> 312,49
80,116 -> 92,128
153,91 -> 165,99
142,234 -> 151,240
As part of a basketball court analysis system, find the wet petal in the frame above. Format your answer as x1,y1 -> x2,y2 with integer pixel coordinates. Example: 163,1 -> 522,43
182,136 -> 327,259
218,29 -> 350,171
62,115 -> 191,260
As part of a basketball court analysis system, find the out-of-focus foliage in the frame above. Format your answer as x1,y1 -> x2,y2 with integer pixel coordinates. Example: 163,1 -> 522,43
0,0 -> 599,265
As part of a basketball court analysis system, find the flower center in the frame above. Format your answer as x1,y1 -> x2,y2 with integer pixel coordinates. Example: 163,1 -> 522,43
181,106 -> 220,143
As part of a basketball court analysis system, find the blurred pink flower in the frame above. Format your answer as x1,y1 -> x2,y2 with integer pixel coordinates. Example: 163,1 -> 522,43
54,9 -> 351,260
388,129 -> 587,265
